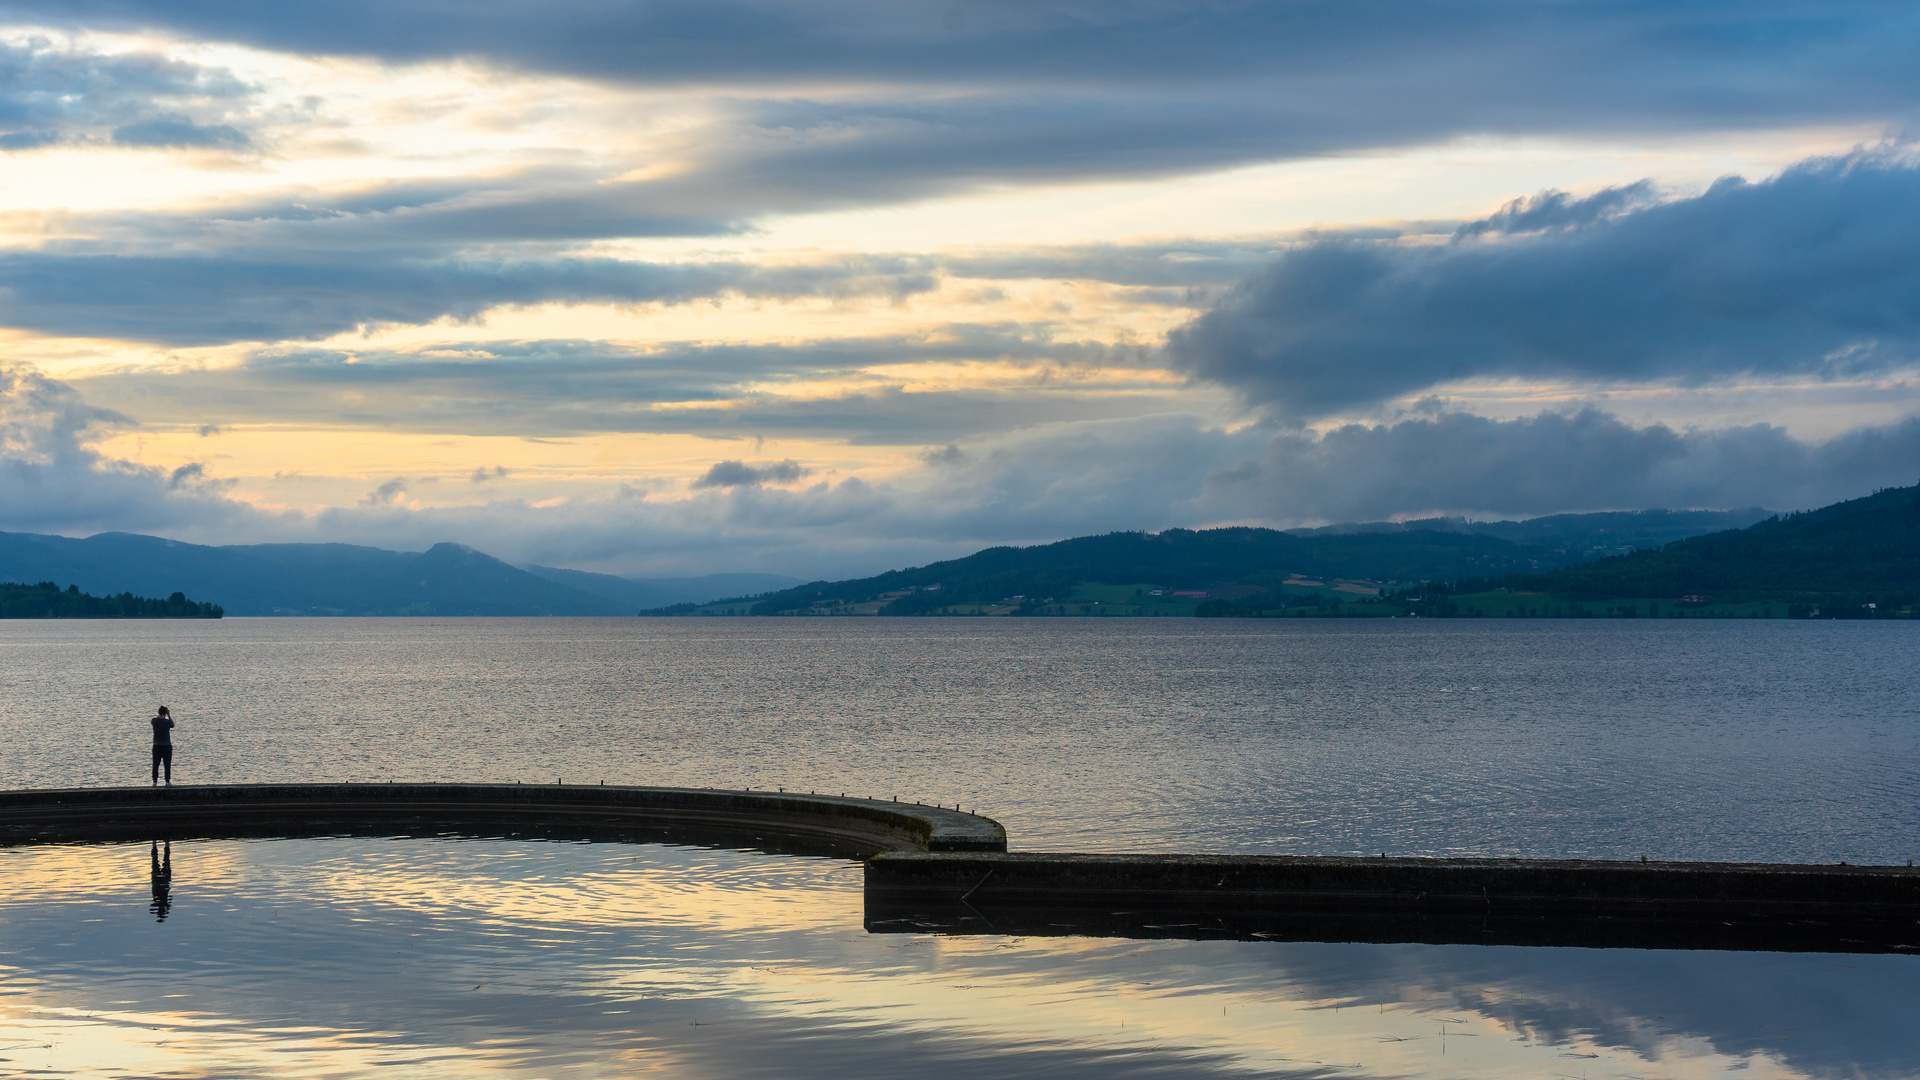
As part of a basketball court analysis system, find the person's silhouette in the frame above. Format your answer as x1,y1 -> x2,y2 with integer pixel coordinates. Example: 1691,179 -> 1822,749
150,706 -> 174,786
149,841 -> 173,922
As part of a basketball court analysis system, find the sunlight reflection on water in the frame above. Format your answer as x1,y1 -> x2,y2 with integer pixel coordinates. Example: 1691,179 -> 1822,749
1,838 -> 1914,1079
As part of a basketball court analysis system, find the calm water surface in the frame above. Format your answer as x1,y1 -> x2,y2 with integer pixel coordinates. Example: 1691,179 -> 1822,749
3,617 -> 1917,860
1,837 -> 1912,1080
3,619 -> 1918,1077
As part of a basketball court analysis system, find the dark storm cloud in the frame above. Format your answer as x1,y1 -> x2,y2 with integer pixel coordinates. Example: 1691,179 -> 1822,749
8,3 -> 1920,189
21,2 -> 1920,354
110,111 -> 248,147
1199,408 -> 1920,522
33,171 -> 754,254
938,238 -> 1308,288
16,2 -> 1399,84
68,332 -> 1181,442
0,254 -> 938,345
722,383 -> 1185,446
0,3 -> 1913,371
8,1 -> 1916,118
1451,181 -> 1660,240
0,127 -> 55,148
691,459 -> 809,489
0,214 -> 1289,344
43,160 -> 1313,266
0,38 -> 253,151
1169,152 -> 1920,420
703,92 -> 1384,194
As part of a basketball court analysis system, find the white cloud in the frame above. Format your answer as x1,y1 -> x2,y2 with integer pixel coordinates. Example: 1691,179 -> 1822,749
0,363 -> 253,535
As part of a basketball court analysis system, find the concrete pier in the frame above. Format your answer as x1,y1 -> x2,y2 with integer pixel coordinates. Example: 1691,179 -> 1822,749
7,785 -> 1915,952
864,852 -> 1920,953
0,783 -> 1008,855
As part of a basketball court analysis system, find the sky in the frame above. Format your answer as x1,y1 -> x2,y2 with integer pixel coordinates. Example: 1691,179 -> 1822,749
2,1 -> 1919,579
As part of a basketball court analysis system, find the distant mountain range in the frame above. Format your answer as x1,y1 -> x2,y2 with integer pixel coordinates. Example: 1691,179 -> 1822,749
660,491 -> 1910,618
7,490 -> 1888,618
520,565 -> 799,613
669,505 -> 1786,617
0,531 -> 798,616
1288,508 -> 1776,555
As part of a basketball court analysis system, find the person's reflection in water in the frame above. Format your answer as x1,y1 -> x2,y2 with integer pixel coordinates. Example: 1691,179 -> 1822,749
149,841 -> 173,922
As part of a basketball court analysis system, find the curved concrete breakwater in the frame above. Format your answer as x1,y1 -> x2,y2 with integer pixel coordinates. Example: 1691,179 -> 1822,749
0,783 -> 1006,855
3,784 -> 1915,953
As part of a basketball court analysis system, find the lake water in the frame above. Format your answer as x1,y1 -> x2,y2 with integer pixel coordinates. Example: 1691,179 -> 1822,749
2,618 -> 1917,1078
3,617 -> 1917,861
2,836 -> 1914,1080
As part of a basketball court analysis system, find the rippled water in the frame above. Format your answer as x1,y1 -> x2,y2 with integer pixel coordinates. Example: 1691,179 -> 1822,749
6,620 -> 1919,1077
4,617 -> 1918,861
2,837 -> 1913,1080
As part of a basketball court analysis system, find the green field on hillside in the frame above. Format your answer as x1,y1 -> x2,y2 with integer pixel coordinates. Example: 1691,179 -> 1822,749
1411,591 -> 1791,619
654,584 -> 1899,619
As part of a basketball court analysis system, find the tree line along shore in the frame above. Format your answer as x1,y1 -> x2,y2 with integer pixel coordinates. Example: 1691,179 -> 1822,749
0,581 -> 223,619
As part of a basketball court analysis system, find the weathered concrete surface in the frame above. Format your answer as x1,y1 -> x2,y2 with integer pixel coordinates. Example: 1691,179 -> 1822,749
0,784 -> 1006,854
866,853 -> 1920,953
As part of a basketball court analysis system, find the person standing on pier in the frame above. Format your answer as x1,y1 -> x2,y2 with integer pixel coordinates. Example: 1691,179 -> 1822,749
151,706 -> 174,786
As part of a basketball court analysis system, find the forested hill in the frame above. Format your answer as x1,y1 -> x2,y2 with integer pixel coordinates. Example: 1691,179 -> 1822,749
702,526 -> 1576,616
1524,482 -> 1920,609
661,487 -> 1918,618
0,581 -> 222,618
1289,507 -> 1774,553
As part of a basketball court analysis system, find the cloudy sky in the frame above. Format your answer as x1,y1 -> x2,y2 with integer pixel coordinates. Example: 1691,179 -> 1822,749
2,1 -> 1918,577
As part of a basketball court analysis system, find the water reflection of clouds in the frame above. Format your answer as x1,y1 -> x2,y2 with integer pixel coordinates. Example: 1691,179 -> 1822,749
0,838 -> 1911,1079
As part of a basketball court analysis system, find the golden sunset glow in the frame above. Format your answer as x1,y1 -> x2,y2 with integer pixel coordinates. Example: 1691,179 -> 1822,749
2,4 -> 1918,578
